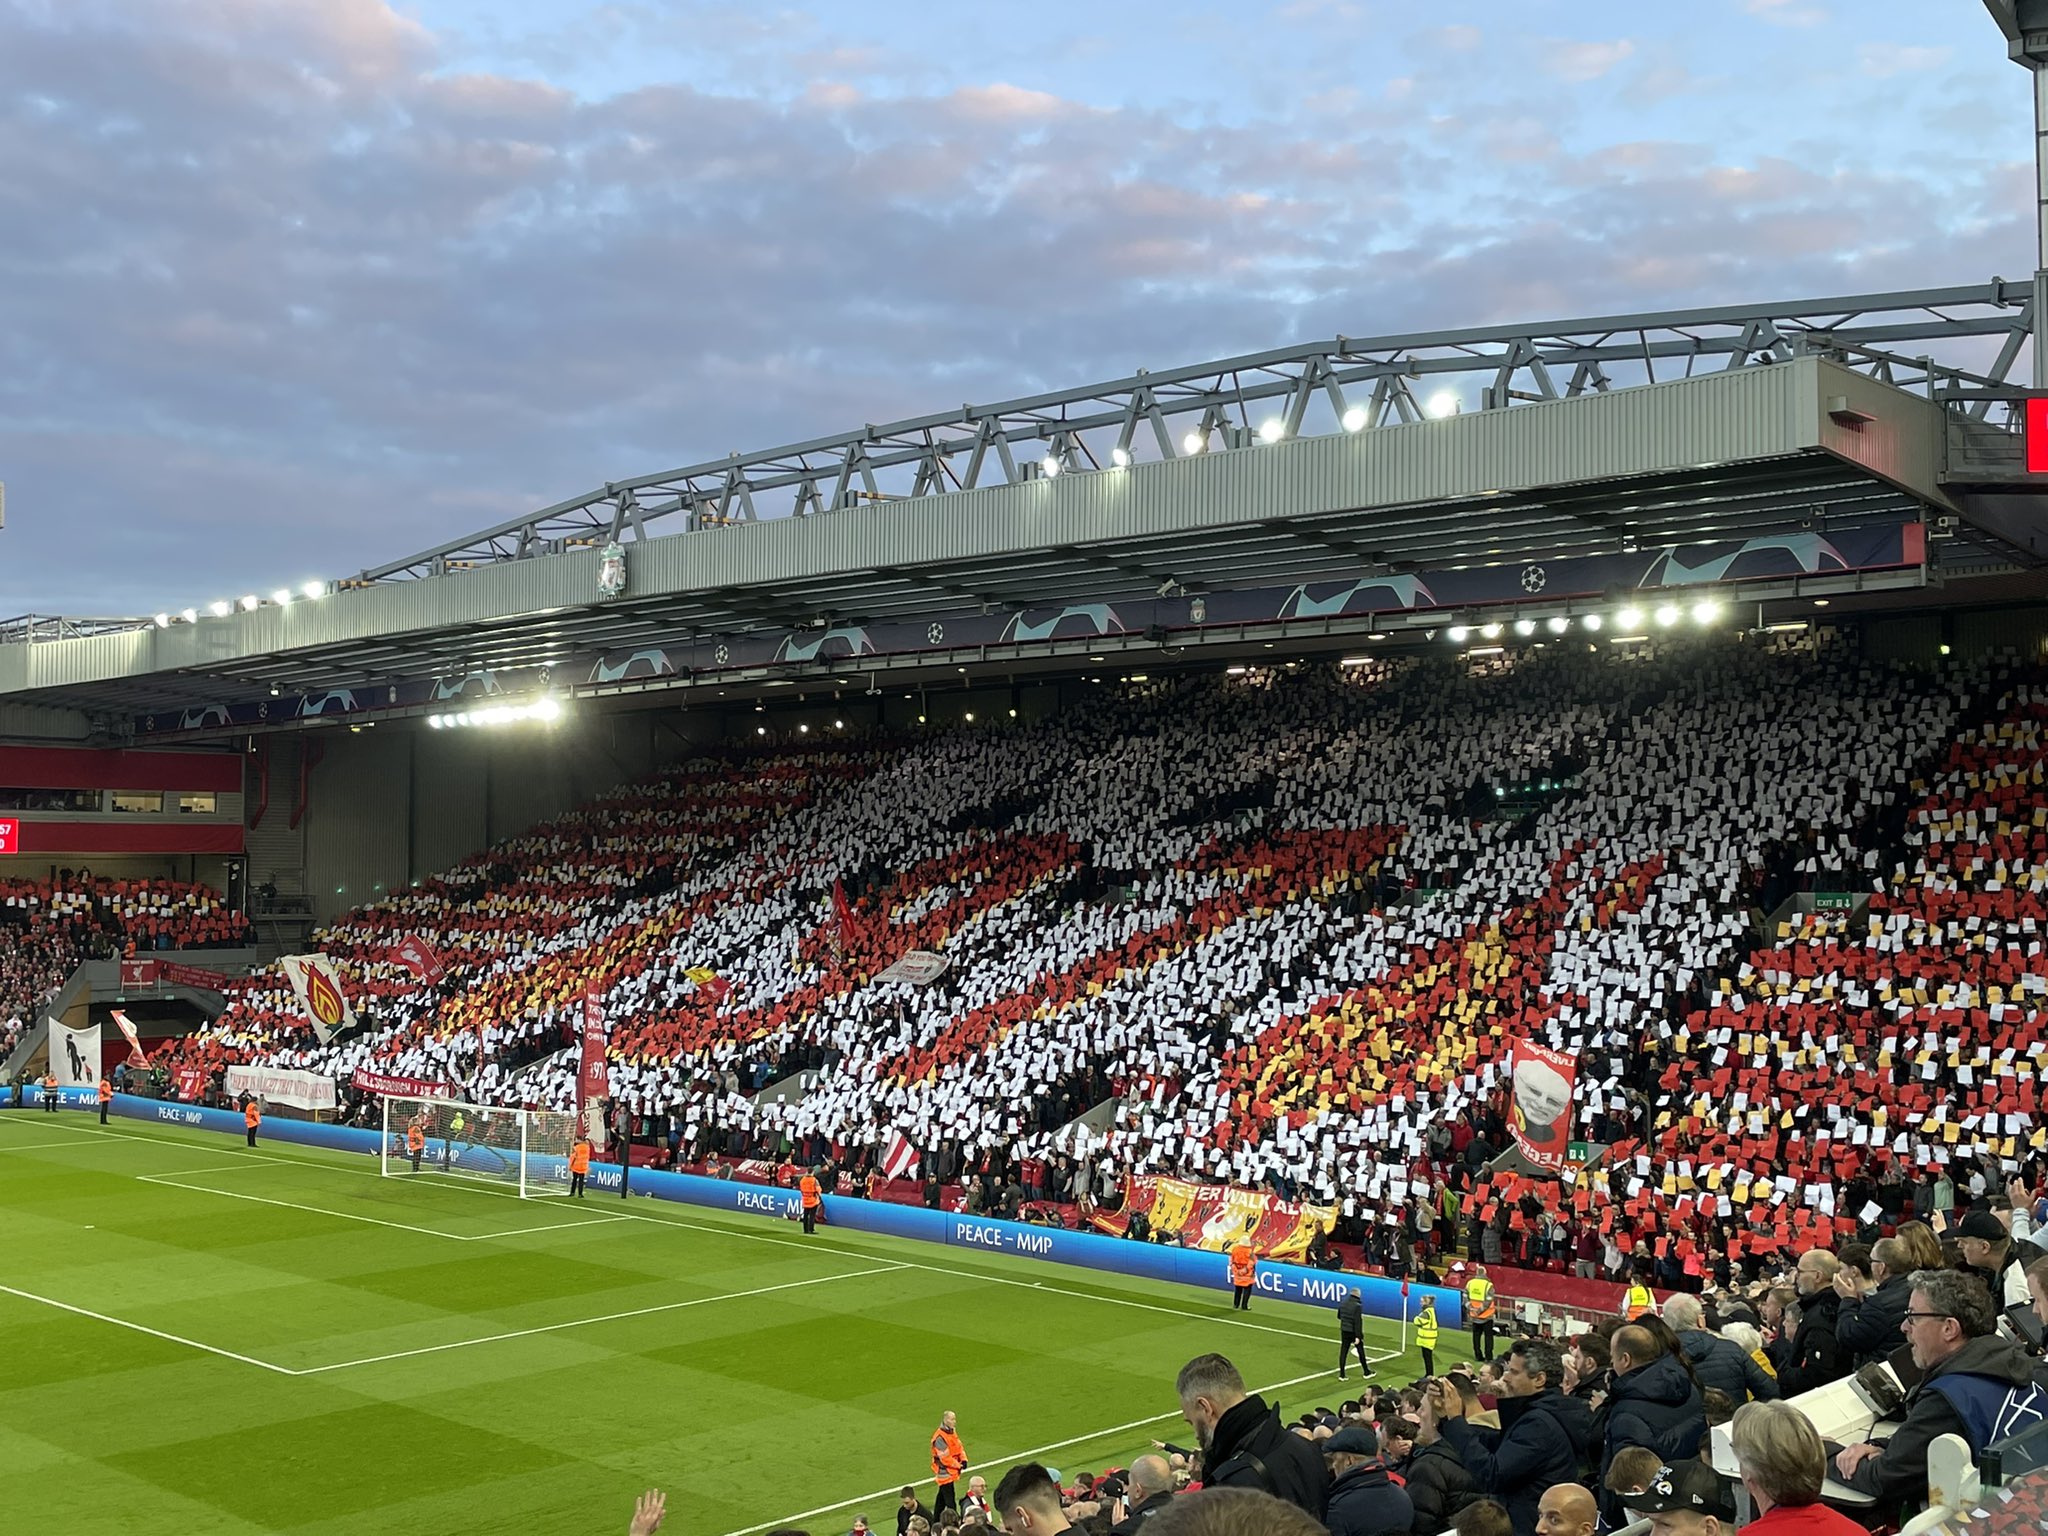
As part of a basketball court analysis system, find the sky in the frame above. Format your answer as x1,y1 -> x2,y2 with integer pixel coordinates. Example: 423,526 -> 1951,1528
0,0 -> 2032,618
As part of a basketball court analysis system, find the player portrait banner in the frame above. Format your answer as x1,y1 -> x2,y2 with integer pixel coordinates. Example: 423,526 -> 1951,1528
1118,1175 -> 1335,1261
109,1008 -> 151,1068
49,1019 -> 101,1088
225,1065 -> 337,1111
877,949 -> 951,986
280,953 -> 356,1045
174,1066 -> 208,1102
350,1068 -> 456,1100
390,934 -> 447,984
1507,1037 -> 1578,1172
576,988 -> 610,1115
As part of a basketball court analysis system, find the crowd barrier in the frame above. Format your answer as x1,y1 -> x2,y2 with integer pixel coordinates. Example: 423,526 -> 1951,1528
7,1091 -> 1464,1328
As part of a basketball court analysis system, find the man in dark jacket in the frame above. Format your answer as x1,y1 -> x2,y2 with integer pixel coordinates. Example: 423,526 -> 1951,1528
1109,1455 -> 1175,1534
1601,1325 -> 1707,1521
1777,1250 -> 1849,1397
1338,1288 -> 1374,1379
1175,1353 -> 1329,1522
1324,1425 -> 1414,1536
1664,1296 -> 1777,1405
1833,1237 -> 1914,1368
1402,1423 -> 1480,1534
1835,1269 -> 2047,1505
1426,1338 -> 1594,1536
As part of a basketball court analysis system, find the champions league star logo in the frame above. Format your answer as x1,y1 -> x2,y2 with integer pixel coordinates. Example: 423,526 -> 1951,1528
1510,1056 -> 1570,1152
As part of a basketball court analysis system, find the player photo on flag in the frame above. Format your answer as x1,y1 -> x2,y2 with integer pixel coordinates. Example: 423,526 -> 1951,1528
1506,1037 -> 1578,1171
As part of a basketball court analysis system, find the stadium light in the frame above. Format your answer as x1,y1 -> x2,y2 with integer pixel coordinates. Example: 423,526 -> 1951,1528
1691,598 -> 1722,625
1182,430 -> 1206,455
798,722 -> 810,734
153,613 -> 170,628
208,600 -> 231,618
1480,622 -> 1503,640
1341,406 -> 1368,432
430,695 -> 565,730
1654,603 -> 1682,628
1040,454 -> 1061,478
180,608 -> 198,624
1582,613 -> 1604,632
1447,625 -> 1470,642
238,595 -> 260,611
1546,615 -> 1570,635
1111,447 -> 1131,468
302,581 -> 325,600
271,588 -> 293,606
964,711 -> 975,722
1514,618 -> 1536,638
1616,605 -> 1645,629
1257,417 -> 1286,444
833,718 -> 844,729
1425,390 -> 1461,419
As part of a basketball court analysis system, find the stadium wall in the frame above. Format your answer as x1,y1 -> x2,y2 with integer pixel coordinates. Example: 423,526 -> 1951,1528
31,1091 -> 1462,1329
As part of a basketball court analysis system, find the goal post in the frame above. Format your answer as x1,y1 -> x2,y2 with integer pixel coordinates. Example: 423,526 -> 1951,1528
378,1095 -> 578,1199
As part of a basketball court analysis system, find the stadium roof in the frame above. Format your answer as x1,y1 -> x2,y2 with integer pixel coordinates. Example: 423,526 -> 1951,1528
0,281 -> 2041,733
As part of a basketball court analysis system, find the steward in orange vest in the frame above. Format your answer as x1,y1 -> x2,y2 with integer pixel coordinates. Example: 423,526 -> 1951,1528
799,1171 -> 822,1234
1229,1240 -> 1258,1311
930,1412 -> 967,1518
98,1077 -> 112,1124
406,1121 -> 426,1173
40,1072 -> 58,1112
569,1138 -> 593,1198
244,1099 -> 262,1148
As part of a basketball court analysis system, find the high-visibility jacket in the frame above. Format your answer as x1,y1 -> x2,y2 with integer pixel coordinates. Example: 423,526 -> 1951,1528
41,1074 -> 56,1094
931,1426 -> 966,1484
1624,1283 -> 1656,1317
799,1174 -> 821,1209
569,1141 -> 592,1175
1229,1243 -> 1257,1286
97,1079 -> 111,1105
1416,1307 -> 1440,1349
245,1103 -> 262,1130
406,1125 -> 425,1154
1465,1278 -> 1496,1321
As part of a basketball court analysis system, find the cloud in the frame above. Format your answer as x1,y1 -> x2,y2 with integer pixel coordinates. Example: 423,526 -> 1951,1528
1744,0 -> 1828,27
1858,43 -> 1950,79
1542,39 -> 1636,85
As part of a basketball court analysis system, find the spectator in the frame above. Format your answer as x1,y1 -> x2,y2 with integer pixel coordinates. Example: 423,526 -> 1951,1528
1322,1424 -> 1413,1536
1531,1484 -> 1595,1536
895,1487 -> 929,1536
1726,1401 -> 1866,1536
1144,1487 -> 1326,1536
1833,1269 -> 2046,1504
1957,1209 -> 2039,1344
1602,1323 -> 1706,1508
1403,1404 -> 1480,1536
1426,1339 -> 1593,1536
1109,1456 -> 1174,1533
1174,1354 -> 1328,1521
1628,1459 -> 1736,1536
1663,1297 -> 1775,1406
1448,1501 -> 1512,1536
1603,1446 -> 1663,1507
1832,1236 -> 1914,1368
1775,1253 -> 1846,1398
991,1464 -> 1071,1535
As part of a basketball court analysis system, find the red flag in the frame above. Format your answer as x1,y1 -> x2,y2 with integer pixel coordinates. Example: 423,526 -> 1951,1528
391,934 -> 447,984
831,881 -> 857,952
576,988 -> 610,1120
109,1009 -> 150,1068
1506,1037 -> 1577,1172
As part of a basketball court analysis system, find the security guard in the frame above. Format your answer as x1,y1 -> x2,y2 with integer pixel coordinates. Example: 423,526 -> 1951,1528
97,1076 -> 112,1125
568,1136 -> 593,1198
799,1168 -> 822,1234
1622,1274 -> 1657,1317
1229,1239 -> 1258,1310
244,1096 -> 262,1148
406,1118 -> 427,1173
1416,1293 -> 1441,1376
930,1411 -> 967,1519
1464,1263 -> 1497,1360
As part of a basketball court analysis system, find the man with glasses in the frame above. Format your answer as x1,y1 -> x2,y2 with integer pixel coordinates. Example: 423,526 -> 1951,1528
1831,1269 -> 2045,1504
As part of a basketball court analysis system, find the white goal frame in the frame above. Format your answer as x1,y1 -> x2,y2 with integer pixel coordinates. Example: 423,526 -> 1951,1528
377,1094 -> 577,1199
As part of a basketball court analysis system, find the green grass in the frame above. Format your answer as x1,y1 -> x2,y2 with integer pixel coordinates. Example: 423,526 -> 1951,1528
0,1112 -> 1444,1536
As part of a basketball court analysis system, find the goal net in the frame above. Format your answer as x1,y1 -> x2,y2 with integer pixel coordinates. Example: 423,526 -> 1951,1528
378,1095 -> 578,1199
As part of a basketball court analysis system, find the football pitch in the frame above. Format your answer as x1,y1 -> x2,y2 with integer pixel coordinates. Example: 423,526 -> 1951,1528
0,1113 -> 1425,1536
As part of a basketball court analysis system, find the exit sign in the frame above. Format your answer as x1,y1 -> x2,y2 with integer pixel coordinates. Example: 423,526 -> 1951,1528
0,819 -> 16,854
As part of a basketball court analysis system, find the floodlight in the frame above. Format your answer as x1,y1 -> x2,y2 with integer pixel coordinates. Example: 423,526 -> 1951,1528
238,595 -> 260,611
1546,615 -> 1569,635
271,588 -> 293,606
1425,390 -> 1460,419
533,696 -> 563,723
1616,605 -> 1644,629
1582,614 -> 1603,632
180,608 -> 198,624
1257,417 -> 1286,444
1480,623 -> 1503,640
208,600 -> 231,618
1514,618 -> 1536,637
153,613 -> 170,628
1691,599 -> 1721,625
1040,455 -> 1061,478
1183,430 -> 1206,454
302,581 -> 324,600
1111,447 -> 1131,468
1654,603 -> 1682,628
1342,406 -> 1368,432
1447,625 -> 1469,642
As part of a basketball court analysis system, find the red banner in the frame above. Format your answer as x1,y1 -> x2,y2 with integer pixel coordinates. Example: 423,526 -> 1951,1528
349,1068 -> 457,1100
120,959 -> 156,989
1118,1175 -> 1335,1260
390,934 -> 447,984
576,989 -> 610,1116
110,1009 -> 151,1068
159,961 -> 232,990
174,1066 -> 208,1102
1507,1037 -> 1578,1172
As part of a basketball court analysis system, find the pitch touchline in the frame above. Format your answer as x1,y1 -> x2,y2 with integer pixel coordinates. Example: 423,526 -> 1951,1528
719,1367 -> 1341,1536
134,1172 -> 635,1243
0,1282 -> 298,1377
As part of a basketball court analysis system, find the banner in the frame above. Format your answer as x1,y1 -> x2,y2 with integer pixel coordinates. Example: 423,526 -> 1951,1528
1507,1037 -> 1578,1172
109,1009 -> 150,1068
1120,1175 -> 1336,1261
882,1130 -> 921,1180
280,954 -> 356,1045
350,1068 -> 457,1100
49,1019 -> 101,1088
831,881 -> 856,953
683,966 -> 731,1004
225,1065 -> 337,1111
390,934 -> 447,984
174,1065 -> 209,1102
877,949 -> 951,986
119,959 -> 156,989
576,988 -> 610,1117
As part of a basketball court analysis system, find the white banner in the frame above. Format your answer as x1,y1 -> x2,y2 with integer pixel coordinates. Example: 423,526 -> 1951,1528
49,1019 -> 101,1087
225,1065 -> 338,1111
280,953 -> 357,1045
876,949 -> 951,986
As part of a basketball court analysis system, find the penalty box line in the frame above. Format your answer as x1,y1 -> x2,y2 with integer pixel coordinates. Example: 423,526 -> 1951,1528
135,1171 -> 636,1244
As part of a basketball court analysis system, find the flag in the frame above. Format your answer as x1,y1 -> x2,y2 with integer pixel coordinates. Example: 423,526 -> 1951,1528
1507,1037 -> 1578,1172
280,954 -> 356,1045
831,881 -> 856,952
877,949 -> 950,986
684,966 -> 732,1004
576,987 -> 610,1119
49,1019 -> 101,1087
882,1130 -> 921,1180
390,934 -> 447,984
110,1009 -> 150,1068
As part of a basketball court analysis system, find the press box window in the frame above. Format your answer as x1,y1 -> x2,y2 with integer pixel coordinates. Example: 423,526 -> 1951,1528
0,787 -> 100,812
109,791 -> 164,814
176,793 -> 217,814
